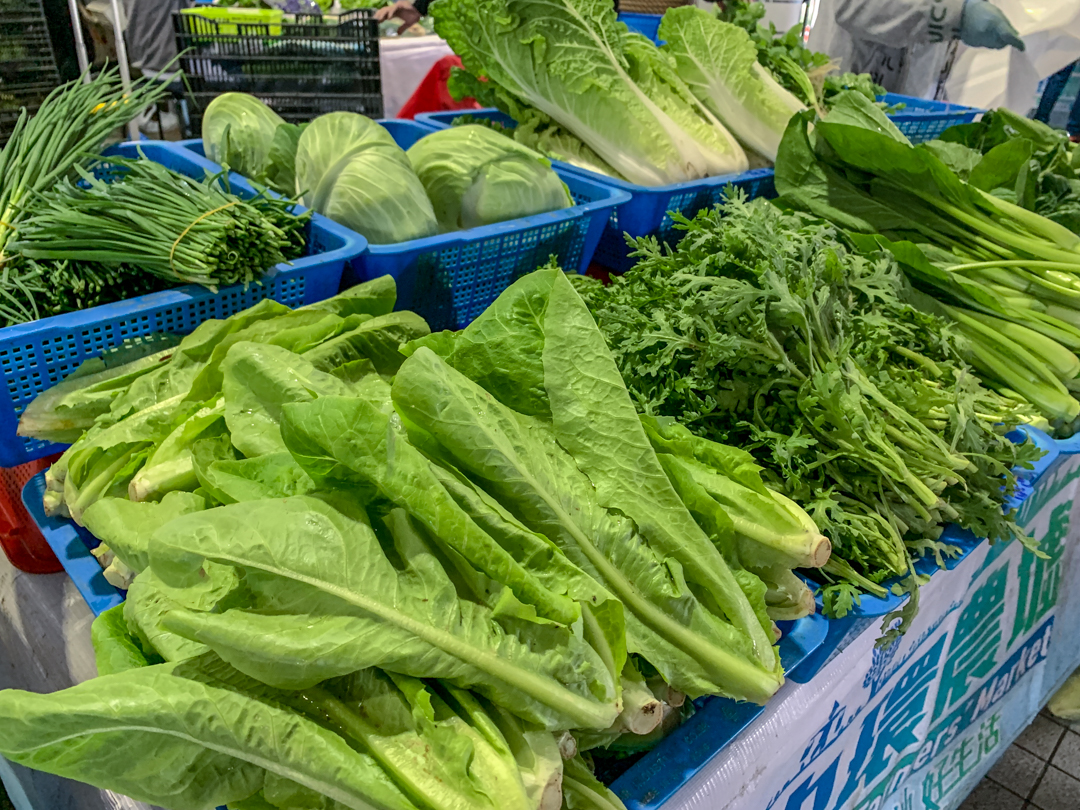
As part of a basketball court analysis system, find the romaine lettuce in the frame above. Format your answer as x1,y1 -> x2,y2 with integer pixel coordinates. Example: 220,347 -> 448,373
659,7 -> 806,162
432,0 -> 738,186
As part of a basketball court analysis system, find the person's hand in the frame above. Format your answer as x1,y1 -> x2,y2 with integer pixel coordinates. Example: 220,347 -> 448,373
960,0 -> 1025,51
374,0 -> 421,27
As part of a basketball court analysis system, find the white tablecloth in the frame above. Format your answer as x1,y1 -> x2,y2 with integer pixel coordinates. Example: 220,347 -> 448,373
380,35 -> 455,118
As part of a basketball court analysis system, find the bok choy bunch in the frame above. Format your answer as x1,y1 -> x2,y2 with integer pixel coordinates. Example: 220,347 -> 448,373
775,91 -> 1080,430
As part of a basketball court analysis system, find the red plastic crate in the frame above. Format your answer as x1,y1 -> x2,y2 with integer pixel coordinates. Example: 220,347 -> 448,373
0,455 -> 62,573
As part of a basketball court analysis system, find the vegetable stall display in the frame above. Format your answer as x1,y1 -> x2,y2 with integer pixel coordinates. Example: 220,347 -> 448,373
201,97 -> 574,243
0,271 -> 838,810
576,195 -> 1039,628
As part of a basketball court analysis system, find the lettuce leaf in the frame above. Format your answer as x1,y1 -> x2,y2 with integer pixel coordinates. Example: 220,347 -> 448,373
659,7 -> 805,162
432,0 -> 732,186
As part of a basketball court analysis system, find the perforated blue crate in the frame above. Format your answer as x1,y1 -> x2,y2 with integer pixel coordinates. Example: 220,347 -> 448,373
415,108 -> 776,274
23,471 -> 123,617
179,120 -> 629,331
617,11 -> 662,42
884,92 -> 983,144
0,141 -> 364,468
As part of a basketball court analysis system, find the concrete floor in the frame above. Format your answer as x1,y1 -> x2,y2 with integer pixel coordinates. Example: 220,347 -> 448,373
960,708 -> 1080,809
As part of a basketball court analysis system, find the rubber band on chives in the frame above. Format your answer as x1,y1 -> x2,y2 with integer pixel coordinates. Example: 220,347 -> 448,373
169,201 -> 239,274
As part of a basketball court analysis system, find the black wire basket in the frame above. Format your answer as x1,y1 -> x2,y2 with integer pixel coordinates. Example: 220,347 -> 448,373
174,8 -> 383,133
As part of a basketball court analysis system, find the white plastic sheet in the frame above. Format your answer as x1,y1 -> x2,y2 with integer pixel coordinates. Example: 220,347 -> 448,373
380,35 -> 455,118
945,0 -> 1080,112
0,553 -> 152,810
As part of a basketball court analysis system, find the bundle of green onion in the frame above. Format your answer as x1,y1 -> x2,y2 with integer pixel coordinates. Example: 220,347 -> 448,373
0,66 -> 170,264
0,258 -> 168,326
11,157 -> 309,290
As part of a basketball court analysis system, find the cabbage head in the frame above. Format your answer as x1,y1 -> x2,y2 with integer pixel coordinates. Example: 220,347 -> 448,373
406,126 -> 573,233
202,93 -> 285,180
294,112 -> 438,245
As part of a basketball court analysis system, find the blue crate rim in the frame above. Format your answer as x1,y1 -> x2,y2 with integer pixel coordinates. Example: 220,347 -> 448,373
883,91 -> 986,120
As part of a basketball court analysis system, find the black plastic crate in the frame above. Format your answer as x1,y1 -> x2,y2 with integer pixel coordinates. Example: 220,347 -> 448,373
0,0 -> 59,146
175,9 -> 383,131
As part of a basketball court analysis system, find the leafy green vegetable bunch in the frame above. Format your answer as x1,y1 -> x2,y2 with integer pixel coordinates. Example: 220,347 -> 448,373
11,156 -> 308,291
776,92 -> 1080,430
940,107 -> 1080,237
575,194 -> 1039,632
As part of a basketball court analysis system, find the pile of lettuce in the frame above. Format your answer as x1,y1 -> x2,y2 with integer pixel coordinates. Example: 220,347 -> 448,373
202,95 -> 572,243
1,269 -> 832,810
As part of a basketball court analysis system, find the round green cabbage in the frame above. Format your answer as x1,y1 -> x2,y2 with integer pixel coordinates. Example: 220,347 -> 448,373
202,93 -> 285,180
406,126 -> 574,233
294,112 -> 438,245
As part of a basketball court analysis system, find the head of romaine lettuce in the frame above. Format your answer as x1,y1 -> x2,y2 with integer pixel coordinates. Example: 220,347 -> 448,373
202,93 -> 285,180
406,126 -> 574,233
295,112 -> 438,245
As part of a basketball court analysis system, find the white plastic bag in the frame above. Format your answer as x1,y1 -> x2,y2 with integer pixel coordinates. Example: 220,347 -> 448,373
945,0 -> 1080,112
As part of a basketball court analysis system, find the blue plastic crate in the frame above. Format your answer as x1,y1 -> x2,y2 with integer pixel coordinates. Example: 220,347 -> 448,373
23,471 -> 123,617
178,120 -> 630,331
618,11 -> 662,42
0,141 -> 364,468
885,92 -> 983,144
414,108 -> 776,274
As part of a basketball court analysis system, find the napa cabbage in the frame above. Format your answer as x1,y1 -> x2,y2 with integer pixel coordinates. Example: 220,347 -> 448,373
432,0 -> 743,186
659,7 -> 806,162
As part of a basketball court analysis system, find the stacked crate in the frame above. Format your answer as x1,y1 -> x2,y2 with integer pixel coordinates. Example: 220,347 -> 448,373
0,0 -> 61,145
